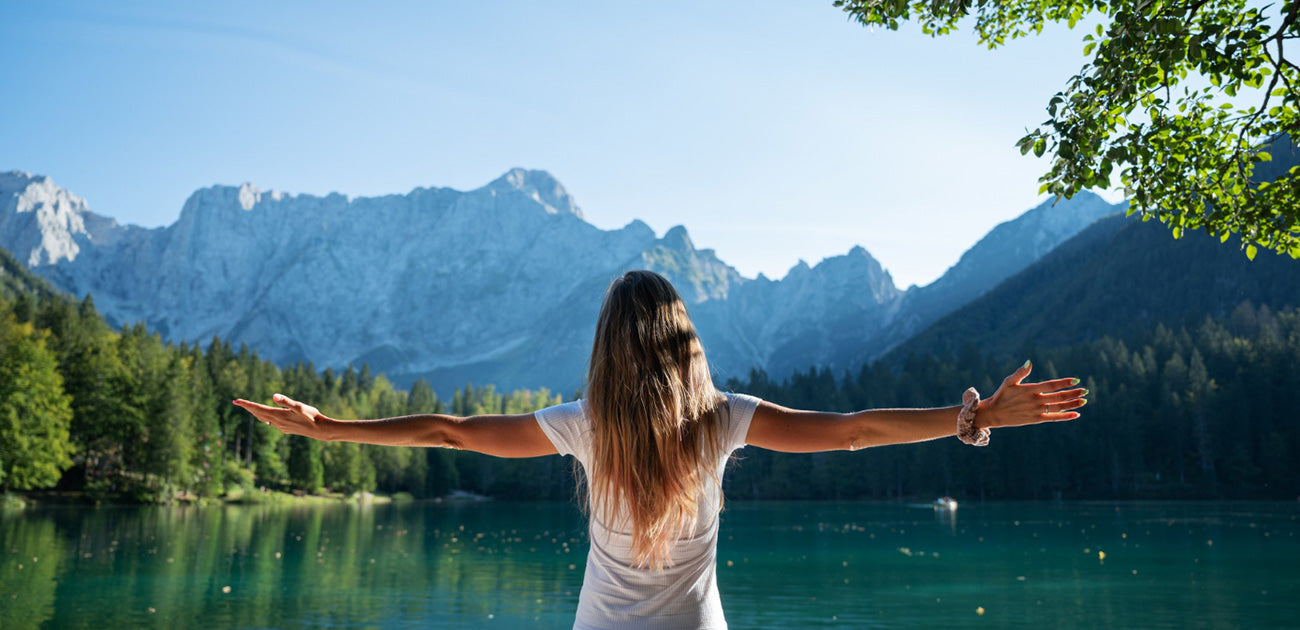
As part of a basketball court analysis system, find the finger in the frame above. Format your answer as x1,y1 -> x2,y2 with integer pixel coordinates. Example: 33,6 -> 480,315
272,393 -> 306,412
1043,399 -> 1087,413
1040,411 -> 1081,422
1037,388 -> 1088,402
1005,360 -> 1033,386
1031,377 -> 1082,392
233,399 -> 279,413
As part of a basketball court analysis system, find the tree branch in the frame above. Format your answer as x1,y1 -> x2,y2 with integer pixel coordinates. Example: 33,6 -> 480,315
1184,0 -> 1212,21
1266,0 -> 1298,42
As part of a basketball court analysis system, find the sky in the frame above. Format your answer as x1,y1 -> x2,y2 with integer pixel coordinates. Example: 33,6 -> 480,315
0,1 -> 1122,289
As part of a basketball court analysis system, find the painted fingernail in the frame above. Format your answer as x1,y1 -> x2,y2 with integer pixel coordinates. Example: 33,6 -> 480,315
1070,378 -> 1080,386
1081,389 -> 1089,396
1079,398 -> 1088,406
1021,359 -> 1031,369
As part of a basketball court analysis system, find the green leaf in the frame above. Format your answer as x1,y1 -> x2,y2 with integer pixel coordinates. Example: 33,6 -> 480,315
1245,244 -> 1258,260
833,0 -> 1300,254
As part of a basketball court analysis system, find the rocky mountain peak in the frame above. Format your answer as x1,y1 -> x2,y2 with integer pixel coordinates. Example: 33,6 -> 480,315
181,183 -> 291,217
0,171 -> 97,266
236,182 -> 286,210
1,170 -> 43,193
661,224 -> 693,250
488,168 -> 583,219
622,219 -> 656,241
790,246 -> 900,303
786,259 -> 813,277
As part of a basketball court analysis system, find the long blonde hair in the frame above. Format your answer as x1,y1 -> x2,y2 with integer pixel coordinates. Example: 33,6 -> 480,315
585,270 -> 725,570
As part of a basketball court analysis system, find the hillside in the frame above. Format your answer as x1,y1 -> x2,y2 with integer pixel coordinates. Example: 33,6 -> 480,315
0,245 -> 59,302
885,215 -> 1300,362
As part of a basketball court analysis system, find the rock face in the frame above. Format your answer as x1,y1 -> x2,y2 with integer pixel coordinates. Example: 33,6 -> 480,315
0,172 -> 117,267
0,168 -> 1121,393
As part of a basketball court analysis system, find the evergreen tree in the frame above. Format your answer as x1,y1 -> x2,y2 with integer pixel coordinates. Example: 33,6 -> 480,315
286,437 -> 323,493
0,311 -> 75,490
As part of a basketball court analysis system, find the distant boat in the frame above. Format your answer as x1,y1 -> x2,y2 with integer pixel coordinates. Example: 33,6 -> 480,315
934,496 -> 958,510
441,490 -> 491,503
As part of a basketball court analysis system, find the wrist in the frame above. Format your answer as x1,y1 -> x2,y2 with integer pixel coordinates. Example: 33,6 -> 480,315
313,415 -> 340,441
956,387 -> 990,446
974,399 -> 996,430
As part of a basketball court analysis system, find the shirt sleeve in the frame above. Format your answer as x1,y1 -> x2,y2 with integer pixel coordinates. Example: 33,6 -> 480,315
534,400 -> 591,459
722,393 -> 761,453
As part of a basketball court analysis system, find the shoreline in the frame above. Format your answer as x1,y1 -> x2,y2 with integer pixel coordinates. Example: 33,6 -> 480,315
6,492 -> 1296,512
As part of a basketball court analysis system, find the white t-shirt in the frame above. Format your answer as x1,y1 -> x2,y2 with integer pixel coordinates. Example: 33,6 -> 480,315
534,393 -> 760,630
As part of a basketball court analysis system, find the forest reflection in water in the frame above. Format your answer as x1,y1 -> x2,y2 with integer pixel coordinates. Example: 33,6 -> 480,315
2,501 -> 1297,629
2,500 -> 587,628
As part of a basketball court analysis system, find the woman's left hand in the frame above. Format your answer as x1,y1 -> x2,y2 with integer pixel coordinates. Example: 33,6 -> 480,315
977,361 -> 1087,430
233,394 -> 330,439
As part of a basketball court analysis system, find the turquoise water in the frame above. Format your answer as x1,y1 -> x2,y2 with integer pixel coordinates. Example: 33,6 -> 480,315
2,501 -> 1296,628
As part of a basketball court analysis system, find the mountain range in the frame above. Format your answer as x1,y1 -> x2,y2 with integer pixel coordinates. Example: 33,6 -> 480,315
0,168 -> 1123,393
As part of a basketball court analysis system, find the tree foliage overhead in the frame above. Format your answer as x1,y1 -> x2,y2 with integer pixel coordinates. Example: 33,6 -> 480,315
835,0 -> 1300,259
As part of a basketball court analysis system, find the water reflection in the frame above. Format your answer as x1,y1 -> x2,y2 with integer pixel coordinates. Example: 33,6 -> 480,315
1,515 -> 64,629
1,501 -> 1297,629
935,504 -> 958,534
4,502 -> 588,629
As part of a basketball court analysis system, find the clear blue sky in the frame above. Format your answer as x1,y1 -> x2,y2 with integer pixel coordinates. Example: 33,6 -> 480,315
0,1 -> 1117,288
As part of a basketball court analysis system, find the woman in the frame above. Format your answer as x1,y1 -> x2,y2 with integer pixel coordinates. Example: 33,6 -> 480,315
234,270 -> 1086,629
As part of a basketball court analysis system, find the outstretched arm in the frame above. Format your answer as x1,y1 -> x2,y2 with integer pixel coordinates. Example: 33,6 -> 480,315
745,361 -> 1086,453
232,394 -> 558,459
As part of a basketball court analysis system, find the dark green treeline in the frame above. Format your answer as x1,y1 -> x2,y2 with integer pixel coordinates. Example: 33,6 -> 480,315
2,282 -> 1297,502
723,300 -> 1300,501
0,291 -> 569,502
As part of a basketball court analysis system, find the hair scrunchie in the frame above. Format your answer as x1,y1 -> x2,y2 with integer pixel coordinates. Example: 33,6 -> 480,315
957,387 -> 990,446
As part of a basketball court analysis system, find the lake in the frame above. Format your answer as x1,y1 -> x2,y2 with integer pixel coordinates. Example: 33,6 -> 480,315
2,500 -> 1296,629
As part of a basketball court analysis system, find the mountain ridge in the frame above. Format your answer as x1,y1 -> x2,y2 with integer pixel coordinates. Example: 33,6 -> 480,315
884,214 -> 1300,364
0,168 -> 1120,393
